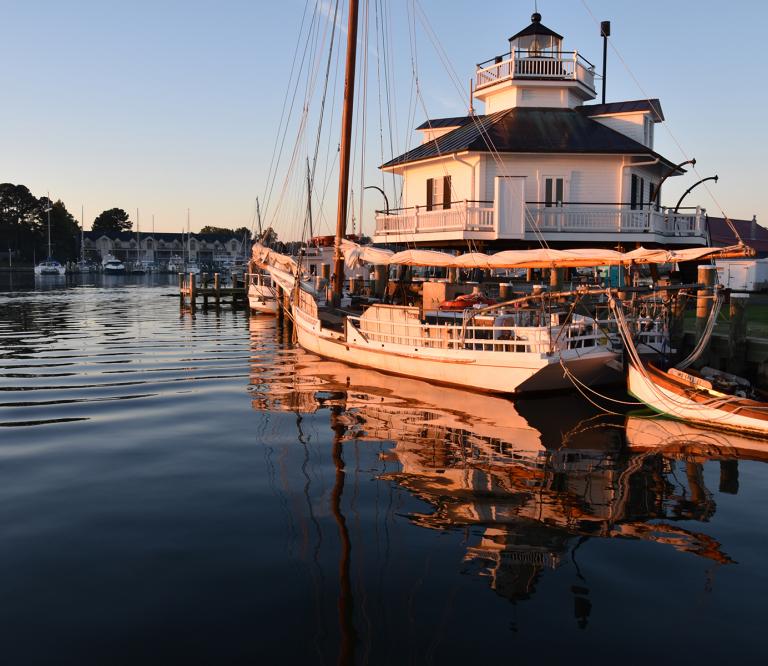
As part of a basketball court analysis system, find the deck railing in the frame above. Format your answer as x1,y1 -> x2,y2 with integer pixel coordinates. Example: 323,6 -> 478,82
475,51 -> 596,91
374,203 -> 705,239
374,200 -> 495,236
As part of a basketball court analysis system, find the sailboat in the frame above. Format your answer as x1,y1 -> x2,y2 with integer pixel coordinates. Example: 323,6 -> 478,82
252,3 -> 751,395
34,194 -> 66,276
75,206 -> 92,273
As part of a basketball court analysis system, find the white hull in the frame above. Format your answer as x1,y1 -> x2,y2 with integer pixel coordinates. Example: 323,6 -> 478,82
293,305 -> 617,394
34,263 -> 66,276
248,286 -> 278,314
627,363 -> 768,436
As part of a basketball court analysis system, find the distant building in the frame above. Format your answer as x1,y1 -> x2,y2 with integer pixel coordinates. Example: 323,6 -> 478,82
707,215 -> 768,257
83,231 -> 249,267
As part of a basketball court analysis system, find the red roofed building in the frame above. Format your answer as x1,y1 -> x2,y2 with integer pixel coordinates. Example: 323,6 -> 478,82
707,216 -> 768,257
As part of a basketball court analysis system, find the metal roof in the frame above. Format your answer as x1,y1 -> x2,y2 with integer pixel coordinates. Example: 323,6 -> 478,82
579,99 -> 665,122
381,107 -> 677,169
509,13 -> 563,42
415,116 -> 483,131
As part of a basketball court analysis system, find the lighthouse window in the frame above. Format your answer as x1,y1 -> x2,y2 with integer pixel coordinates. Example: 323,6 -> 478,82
544,177 -> 564,207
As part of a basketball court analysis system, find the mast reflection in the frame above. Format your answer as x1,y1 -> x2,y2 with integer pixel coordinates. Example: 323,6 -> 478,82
248,317 -> 747,625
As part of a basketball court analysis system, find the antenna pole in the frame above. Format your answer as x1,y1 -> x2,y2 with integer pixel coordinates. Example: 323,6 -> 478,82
333,0 -> 360,302
601,21 -> 611,105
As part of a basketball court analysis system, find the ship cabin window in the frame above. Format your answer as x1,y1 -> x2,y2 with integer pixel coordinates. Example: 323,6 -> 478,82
426,176 -> 452,211
544,176 -> 565,207
630,174 -> 646,210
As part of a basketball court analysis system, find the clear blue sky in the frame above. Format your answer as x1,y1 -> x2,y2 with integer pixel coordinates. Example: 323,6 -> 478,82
1,0 -> 765,238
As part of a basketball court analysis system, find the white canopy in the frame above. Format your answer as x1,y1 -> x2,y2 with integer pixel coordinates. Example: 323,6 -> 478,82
255,241 -> 753,273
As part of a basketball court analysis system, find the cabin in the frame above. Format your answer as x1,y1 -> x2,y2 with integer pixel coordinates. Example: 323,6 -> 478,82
374,12 -> 706,249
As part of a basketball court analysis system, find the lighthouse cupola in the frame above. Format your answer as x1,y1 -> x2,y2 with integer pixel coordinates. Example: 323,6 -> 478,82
474,12 -> 597,114
509,12 -> 562,59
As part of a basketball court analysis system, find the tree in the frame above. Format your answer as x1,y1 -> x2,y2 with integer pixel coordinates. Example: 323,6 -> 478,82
0,183 -> 44,262
47,200 -> 80,261
199,225 -> 231,235
92,208 -> 131,234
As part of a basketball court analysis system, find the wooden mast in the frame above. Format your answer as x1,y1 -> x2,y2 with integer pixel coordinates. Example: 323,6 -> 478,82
332,0 -> 360,302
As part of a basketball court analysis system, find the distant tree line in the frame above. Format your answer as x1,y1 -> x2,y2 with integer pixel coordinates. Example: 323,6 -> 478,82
0,182 -> 257,264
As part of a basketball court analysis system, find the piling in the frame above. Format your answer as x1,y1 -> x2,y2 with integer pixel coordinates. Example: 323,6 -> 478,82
729,293 -> 748,375
549,268 -> 564,291
189,272 -> 197,309
695,266 -> 717,337
178,273 -> 184,304
321,264 -> 331,282
214,272 -> 221,309
499,283 -> 514,300
526,268 -> 534,283
349,277 -> 359,295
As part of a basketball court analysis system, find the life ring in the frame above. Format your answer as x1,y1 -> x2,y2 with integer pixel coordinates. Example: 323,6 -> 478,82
439,292 -> 497,311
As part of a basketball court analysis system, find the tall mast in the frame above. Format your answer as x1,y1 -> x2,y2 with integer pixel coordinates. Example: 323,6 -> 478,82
256,197 -> 263,238
332,0 -> 360,301
306,157 -> 314,241
46,191 -> 52,259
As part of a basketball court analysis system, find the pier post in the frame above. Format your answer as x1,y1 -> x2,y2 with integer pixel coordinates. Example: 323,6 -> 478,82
189,272 -> 197,310
526,268 -> 534,283
695,265 -> 717,366
178,273 -> 184,305
214,273 -> 220,309
499,283 -> 513,300
549,268 -> 563,291
728,293 -> 748,374
349,276 -> 359,295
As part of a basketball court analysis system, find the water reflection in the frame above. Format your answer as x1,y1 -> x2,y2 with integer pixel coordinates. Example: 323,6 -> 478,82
249,316 -> 753,627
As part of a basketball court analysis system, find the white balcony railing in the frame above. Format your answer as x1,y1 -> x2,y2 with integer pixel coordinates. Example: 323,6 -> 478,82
374,201 -> 495,236
525,205 -> 705,237
476,51 -> 595,92
374,203 -> 706,240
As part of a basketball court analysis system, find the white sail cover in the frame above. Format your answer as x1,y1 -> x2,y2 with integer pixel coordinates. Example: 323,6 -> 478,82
340,241 -> 751,269
255,240 -> 752,273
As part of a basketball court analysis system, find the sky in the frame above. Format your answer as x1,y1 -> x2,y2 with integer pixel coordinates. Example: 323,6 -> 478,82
1,0 -> 765,238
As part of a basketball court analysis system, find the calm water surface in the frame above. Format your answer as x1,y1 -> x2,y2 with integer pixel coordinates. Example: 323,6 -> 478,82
1,274 -> 767,664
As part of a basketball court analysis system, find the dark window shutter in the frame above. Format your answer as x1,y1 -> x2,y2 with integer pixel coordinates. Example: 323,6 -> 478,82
426,178 -> 434,211
640,177 -> 645,208
630,174 -> 638,210
555,178 -> 564,206
545,178 -> 553,207
648,183 -> 656,209
443,176 -> 451,210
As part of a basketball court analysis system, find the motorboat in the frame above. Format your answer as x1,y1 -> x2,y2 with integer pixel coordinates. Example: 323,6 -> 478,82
102,255 -> 126,274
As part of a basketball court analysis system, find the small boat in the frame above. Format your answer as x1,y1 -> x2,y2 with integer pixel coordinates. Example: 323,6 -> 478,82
626,362 -> 768,437
34,259 -> 66,276
102,255 -> 126,274
247,270 -> 278,314
166,255 -> 184,273
75,259 -> 93,273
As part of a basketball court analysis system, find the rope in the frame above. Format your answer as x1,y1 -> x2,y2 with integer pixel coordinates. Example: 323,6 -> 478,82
675,291 -> 723,370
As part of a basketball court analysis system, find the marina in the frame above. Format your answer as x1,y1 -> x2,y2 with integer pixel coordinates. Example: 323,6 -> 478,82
2,277 -> 768,663
2,1 -> 768,663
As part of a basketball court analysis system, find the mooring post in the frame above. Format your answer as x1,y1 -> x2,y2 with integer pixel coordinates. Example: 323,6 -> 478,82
549,268 -> 563,291
178,272 -> 185,305
729,293 -> 748,375
695,265 -> 717,366
189,272 -> 196,309
670,290 -> 688,357
214,272 -> 220,309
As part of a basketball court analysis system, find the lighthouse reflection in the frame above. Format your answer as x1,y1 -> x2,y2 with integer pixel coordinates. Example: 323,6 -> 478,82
248,317 -> 753,633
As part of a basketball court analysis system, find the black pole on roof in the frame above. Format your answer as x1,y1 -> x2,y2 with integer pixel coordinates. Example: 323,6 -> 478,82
600,21 -> 610,105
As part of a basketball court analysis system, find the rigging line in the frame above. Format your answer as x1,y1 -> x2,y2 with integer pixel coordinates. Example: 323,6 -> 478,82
310,0 -> 340,185
373,0 -> 386,193
578,0 -> 743,243
412,2 -> 550,250
262,0 -> 316,224
357,0 -> 371,240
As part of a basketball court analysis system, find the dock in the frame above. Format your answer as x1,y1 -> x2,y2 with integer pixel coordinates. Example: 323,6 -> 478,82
179,272 -> 247,309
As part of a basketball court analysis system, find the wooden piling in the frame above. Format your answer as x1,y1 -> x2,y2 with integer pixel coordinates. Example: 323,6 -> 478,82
549,268 -> 563,291
696,266 -> 717,336
499,283 -> 513,300
729,293 -> 748,374
178,273 -> 184,304
189,272 -> 197,309
214,273 -> 220,309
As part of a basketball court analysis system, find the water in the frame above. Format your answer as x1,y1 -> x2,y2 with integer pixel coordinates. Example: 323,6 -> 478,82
2,275 -> 767,664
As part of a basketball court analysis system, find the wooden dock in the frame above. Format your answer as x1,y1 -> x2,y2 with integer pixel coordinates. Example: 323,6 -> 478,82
179,272 -> 247,309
